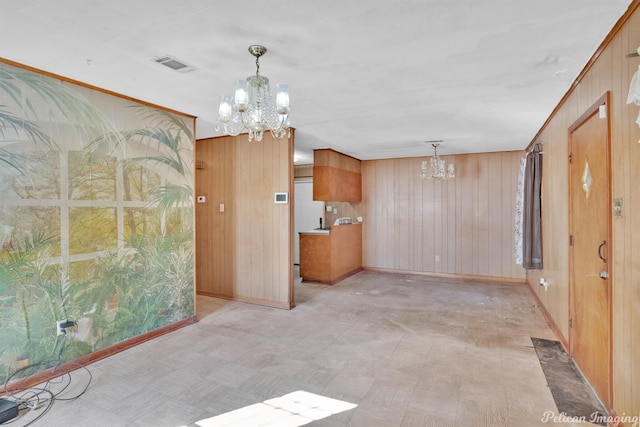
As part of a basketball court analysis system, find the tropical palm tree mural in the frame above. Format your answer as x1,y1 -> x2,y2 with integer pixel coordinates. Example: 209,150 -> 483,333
0,61 -> 194,382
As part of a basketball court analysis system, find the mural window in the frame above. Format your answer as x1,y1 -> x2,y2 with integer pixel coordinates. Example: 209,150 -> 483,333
68,207 -> 117,255
68,151 -> 116,201
0,206 -> 61,257
122,161 -> 161,201
68,259 -> 98,284
0,151 -> 60,200
123,207 -> 160,239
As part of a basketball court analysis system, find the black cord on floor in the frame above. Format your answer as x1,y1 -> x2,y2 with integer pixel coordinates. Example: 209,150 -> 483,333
1,331 -> 92,426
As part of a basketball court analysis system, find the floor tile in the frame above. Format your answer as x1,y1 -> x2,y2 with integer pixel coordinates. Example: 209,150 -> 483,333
15,272 -> 569,427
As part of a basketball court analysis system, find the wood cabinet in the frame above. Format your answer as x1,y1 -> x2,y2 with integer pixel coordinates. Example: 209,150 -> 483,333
299,223 -> 362,284
313,149 -> 361,202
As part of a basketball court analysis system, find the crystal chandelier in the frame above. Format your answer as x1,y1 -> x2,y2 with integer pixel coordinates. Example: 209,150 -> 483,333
419,143 -> 455,180
216,45 -> 291,142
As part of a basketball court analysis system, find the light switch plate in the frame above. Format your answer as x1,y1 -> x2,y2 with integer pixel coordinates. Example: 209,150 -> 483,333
196,195 -> 206,203
326,205 -> 332,212
613,198 -> 623,218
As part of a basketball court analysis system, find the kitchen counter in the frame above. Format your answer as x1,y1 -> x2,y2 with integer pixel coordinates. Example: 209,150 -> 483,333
299,223 -> 362,285
300,229 -> 330,235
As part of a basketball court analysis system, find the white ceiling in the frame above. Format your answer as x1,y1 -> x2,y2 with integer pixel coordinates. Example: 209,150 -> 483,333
0,1 -> 632,164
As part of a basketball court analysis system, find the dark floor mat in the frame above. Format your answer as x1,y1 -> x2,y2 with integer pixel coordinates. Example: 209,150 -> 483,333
531,338 -> 607,426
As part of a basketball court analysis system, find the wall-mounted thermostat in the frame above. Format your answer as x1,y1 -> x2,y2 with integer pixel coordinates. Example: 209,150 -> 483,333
274,192 -> 288,204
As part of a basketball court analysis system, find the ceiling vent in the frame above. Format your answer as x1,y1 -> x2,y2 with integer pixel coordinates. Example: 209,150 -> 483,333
154,55 -> 194,73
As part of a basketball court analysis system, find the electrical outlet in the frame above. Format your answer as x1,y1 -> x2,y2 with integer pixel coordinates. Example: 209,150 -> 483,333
56,320 -> 65,336
539,278 -> 549,291
56,320 -> 75,336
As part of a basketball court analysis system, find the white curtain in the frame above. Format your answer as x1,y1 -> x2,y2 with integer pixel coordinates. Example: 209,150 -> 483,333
514,157 -> 526,265
627,47 -> 640,139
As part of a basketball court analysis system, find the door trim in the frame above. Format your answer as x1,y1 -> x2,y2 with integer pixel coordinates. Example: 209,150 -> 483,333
567,91 -> 613,407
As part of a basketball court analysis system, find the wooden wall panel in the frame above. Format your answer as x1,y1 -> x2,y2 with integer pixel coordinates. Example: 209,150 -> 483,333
619,18 -> 637,415
525,1 -> 640,415
195,132 -> 293,309
412,161 -> 424,270
487,154 -> 503,277
422,159 -> 435,272
195,136 -> 235,298
432,170 -> 442,273
361,151 -> 525,280
395,159 -> 410,271
446,173 -> 457,273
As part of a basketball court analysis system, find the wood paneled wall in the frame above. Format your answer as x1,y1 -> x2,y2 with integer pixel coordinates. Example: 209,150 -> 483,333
526,1 -> 640,415
195,135 -> 233,299
195,132 -> 294,309
361,151 -> 525,280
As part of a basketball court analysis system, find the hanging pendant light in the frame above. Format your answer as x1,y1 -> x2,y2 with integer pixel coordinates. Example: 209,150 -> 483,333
419,142 -> 455,180
216,45 -> 291,142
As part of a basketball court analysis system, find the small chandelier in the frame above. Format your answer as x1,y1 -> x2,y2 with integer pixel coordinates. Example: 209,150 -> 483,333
216,45 -> 291,142
419,142 -> 455,180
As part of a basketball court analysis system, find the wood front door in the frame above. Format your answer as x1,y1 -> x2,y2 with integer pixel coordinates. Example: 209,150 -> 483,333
568,94 -> 612,408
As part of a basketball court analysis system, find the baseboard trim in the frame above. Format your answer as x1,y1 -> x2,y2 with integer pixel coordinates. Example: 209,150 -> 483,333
524,282 -> 569,351
301,267 -> 363,285
231,294 -> 293,310
196,289 -> 232,299
196,290 -> 293,310
3,315 -> 198,394
362,266 -> 527,284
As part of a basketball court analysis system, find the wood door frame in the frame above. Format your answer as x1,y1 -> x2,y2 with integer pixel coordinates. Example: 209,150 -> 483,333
567,91 -> 613,406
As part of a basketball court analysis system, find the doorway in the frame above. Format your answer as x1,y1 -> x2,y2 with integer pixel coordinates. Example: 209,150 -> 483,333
293,181 -> 324,264
568,92 -> 612,408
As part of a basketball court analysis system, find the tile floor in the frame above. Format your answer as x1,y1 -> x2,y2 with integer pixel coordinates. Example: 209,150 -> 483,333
19,271 -> 603,426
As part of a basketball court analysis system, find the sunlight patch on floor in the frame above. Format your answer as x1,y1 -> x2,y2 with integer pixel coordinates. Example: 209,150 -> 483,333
193,390 -> 357,427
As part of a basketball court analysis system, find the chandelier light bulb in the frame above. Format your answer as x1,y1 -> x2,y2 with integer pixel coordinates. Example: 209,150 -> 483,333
276,83 -> 290,115
234,80 -> 249,112
218,95 -> 232,122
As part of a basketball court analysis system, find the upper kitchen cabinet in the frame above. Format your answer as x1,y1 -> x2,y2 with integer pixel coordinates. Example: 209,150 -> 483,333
313,149 -> 362,202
